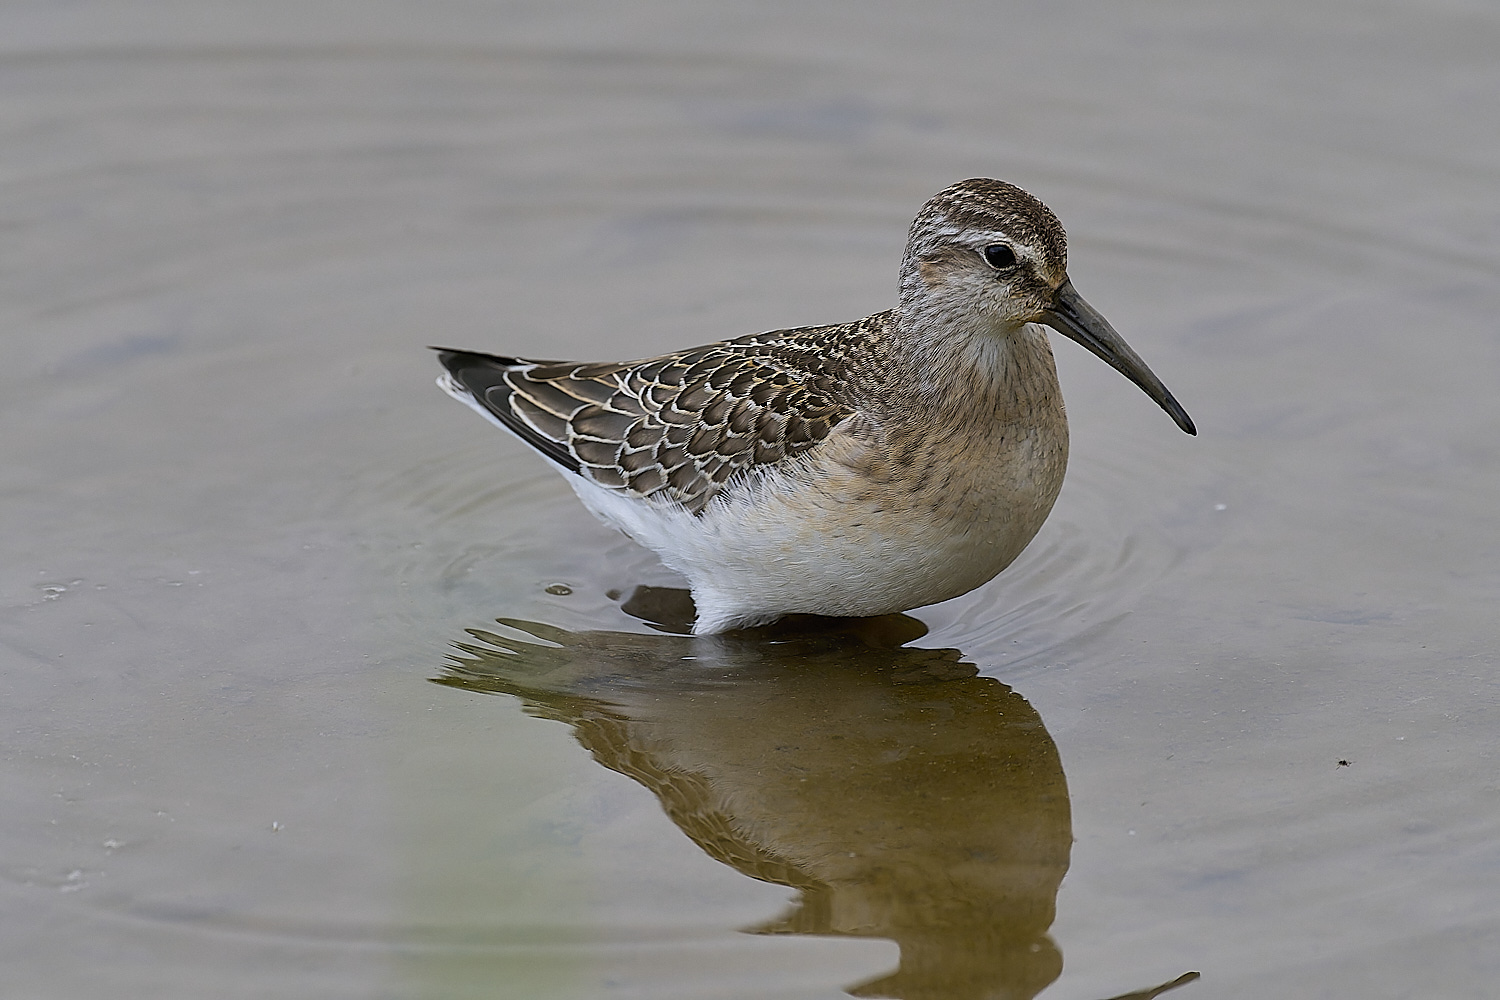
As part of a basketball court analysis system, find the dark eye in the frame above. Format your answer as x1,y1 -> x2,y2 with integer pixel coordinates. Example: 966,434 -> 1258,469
982,244 -> 1018,269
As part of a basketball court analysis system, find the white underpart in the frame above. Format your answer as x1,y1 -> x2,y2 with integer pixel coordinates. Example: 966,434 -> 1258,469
568,452 -> 1029,635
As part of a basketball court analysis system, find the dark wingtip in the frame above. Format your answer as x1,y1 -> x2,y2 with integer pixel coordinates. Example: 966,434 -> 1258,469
429,347 -> 527,373
430,347 -> 460,373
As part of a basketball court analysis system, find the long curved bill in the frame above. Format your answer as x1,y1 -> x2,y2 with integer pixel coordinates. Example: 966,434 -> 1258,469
1041,280 -> 1197,435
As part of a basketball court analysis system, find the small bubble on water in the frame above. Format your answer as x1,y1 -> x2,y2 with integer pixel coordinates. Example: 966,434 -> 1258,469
1214,503 -> 1228,511
544,583 -> 573,596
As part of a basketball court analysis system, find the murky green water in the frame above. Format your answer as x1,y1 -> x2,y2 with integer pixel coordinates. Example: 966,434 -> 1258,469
3,3 -> 1498,998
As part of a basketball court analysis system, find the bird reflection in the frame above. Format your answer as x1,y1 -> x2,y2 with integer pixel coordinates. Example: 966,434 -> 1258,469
435,588 -> 1195,1000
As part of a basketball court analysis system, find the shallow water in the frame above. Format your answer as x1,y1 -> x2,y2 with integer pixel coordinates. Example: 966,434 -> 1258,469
3,3 -> 1498,998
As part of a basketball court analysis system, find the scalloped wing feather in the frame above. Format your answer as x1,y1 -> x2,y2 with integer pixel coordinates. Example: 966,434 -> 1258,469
433,316 -> 887,514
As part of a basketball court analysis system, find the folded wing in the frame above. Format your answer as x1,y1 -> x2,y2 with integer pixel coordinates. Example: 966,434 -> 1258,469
435,331 -> 855,514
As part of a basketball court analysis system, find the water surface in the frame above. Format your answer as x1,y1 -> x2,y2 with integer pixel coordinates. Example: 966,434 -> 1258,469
3,3 -> 1498,998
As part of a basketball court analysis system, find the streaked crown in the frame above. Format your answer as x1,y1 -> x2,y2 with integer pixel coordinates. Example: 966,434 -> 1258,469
907,178 -> 1067,267
898,178 -> 1071,331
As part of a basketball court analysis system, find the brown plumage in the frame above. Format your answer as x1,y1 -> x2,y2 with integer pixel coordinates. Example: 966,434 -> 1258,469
437,179 -> 1194,632
435,315 -> 883,514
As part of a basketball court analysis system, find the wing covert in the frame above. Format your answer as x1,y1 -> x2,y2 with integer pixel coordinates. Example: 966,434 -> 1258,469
434,323 -> 864,514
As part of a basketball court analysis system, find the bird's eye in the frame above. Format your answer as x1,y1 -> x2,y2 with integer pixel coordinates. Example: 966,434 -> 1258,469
982,244 -> 1018,269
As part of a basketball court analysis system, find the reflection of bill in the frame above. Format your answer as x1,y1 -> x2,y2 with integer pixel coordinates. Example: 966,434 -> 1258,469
436,591 -> 1197,1000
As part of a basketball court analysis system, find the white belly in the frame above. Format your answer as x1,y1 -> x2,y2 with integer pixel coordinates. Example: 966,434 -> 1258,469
571,413 -> 1068,633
